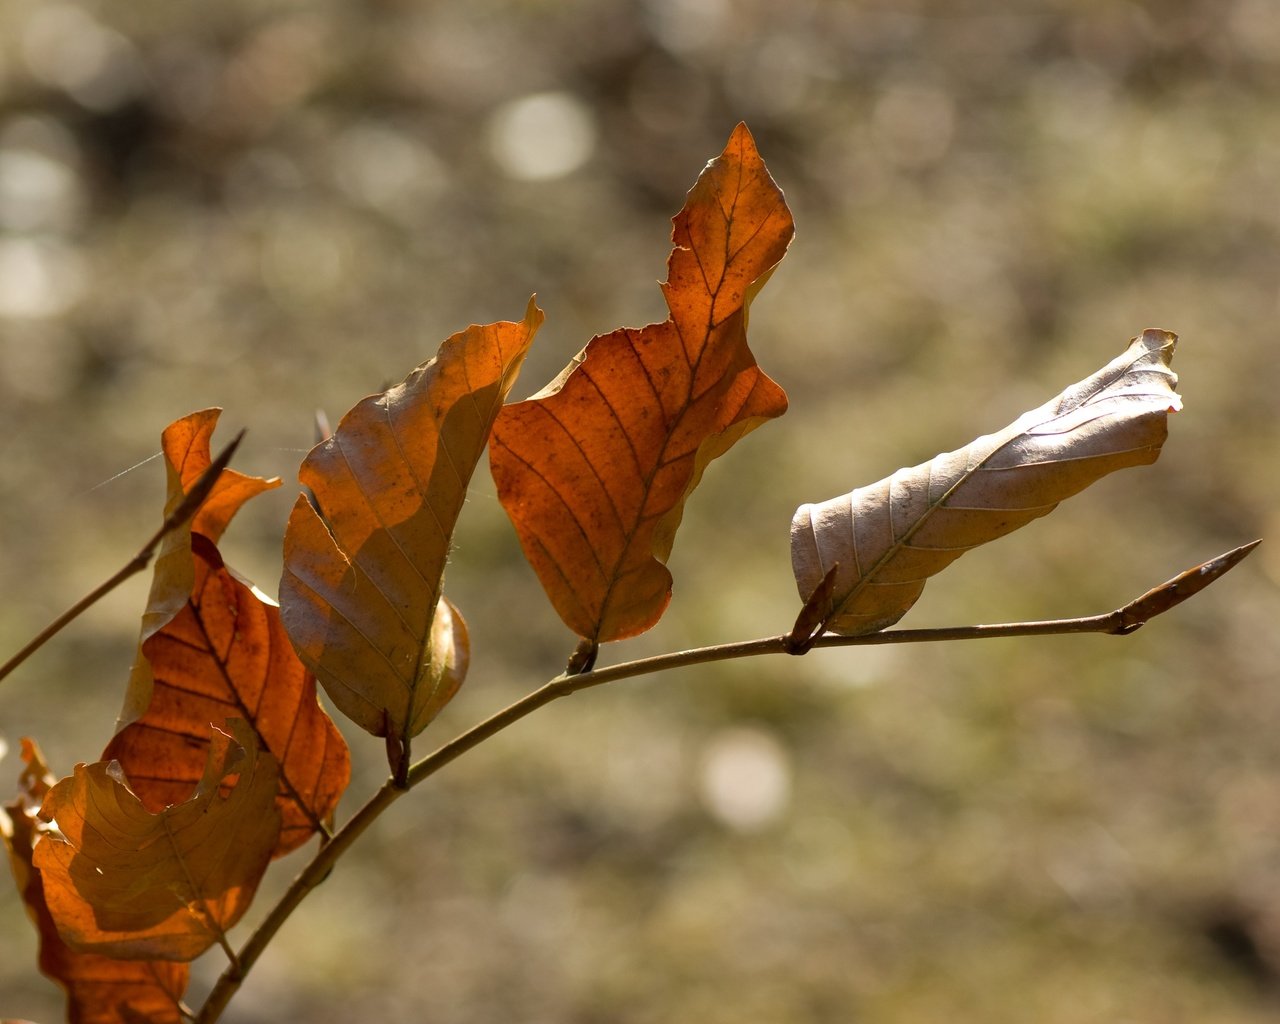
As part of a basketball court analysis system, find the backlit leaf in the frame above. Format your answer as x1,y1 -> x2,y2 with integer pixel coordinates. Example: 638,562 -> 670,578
490,123 -> 793,642
281,300 -> 541,743
104,534 -> 350,857
791,329 -> 1181,635
118,410 -> 280,731
34,720 -> 280,962
2,739 -> 189,1024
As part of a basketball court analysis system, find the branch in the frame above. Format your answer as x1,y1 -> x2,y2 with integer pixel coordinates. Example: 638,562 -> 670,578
402,540 -> 1262,790
194,778 -> 404,1023
0,432 -> 245,687
193,540 -> 1257,1022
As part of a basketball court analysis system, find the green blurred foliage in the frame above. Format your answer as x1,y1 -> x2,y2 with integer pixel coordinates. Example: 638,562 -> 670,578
1,0 -> 1278,1021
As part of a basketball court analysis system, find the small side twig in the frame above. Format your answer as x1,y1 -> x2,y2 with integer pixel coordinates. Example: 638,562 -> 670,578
0,431 -> 244,687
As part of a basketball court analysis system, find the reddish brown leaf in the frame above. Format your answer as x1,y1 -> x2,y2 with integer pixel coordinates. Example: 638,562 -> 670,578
2,740 -> 189,1024
281,300 -> 540,744
108,410 -> 345,855
104,534 -> 350,857
34,720 -> 280,962
489,123 -> 793,642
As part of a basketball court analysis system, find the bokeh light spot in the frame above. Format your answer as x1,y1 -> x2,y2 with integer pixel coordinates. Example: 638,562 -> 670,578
0,239 -> 86,319
21,4 -> 143,112
698,726 -> 792,833
0,146 -> 83,234
487,92 -> 597,182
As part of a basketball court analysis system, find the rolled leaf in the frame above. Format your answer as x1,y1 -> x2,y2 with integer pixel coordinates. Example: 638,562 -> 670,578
791,329 -> 1181,635
281,300 -> 540,742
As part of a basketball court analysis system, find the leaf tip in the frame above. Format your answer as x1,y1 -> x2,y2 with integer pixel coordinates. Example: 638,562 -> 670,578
523,293 -> 546,331
1135,327 -> 1178,365
1117,539 -> 1262,630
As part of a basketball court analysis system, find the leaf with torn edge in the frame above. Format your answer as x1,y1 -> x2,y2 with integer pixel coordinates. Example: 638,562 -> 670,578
490,123 -> 793,643
104,534 -> 350,858
791,329 -> 1181,636
118,409 -> 280,731
2,739 -> 190,1023
33,720 -> 280,962
281,300 -> 541,743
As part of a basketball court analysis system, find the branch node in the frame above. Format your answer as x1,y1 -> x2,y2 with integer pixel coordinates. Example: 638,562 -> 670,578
785,563 -> 839,655
384,712 -> 410,789
566,638 -> 599,675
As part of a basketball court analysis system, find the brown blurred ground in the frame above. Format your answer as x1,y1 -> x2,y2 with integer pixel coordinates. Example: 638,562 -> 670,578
2,1 -> 1279,1021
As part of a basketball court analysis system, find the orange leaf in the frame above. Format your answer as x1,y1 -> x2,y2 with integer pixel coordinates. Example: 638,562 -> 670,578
104,535 -> 350,857
33,720 -> 280,962
2,740 -> 189,1023
489,123 -> 793,642
160,408 -> 279,545
281,300 -> 541,743
119,410 -> 280,730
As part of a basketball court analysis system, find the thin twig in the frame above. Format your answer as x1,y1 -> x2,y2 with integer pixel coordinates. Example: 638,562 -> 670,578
194,779 -> 405,1023
0,431 -> 245,687
194,540 -> 1258,1023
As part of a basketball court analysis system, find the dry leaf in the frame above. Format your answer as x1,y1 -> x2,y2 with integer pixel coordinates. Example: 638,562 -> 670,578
490,123 -> 793,642
791,329 -> 1181,635
118,410 -> 280,731
281,300 -> 541,741
104,534 -> 350,858
2,740 -> 189,1023
34,720 -> 280,962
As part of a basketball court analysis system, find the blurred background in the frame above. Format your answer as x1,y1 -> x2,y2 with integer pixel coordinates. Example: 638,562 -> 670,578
1,0 -> 1278,1021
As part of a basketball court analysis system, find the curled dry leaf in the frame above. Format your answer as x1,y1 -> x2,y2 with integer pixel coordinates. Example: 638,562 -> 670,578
109,409 -> 346,857
34,720 -> 280,962
490,123 -> 793,642
281,300 -> 540,742
2,740 -> 190,1024
104,534 -> 350,858
119,409 -> 281,731
792,329 -> 1182,635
